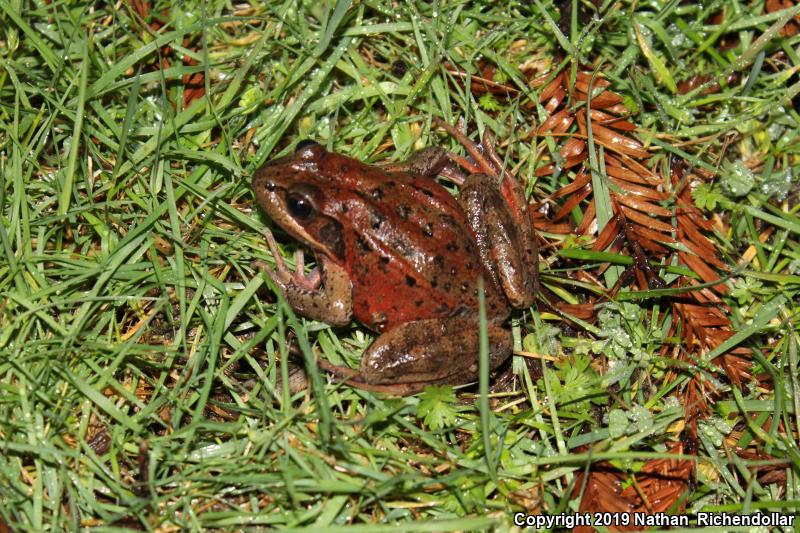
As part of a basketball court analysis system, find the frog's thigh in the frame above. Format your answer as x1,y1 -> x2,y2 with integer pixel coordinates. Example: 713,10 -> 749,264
280,257 -> 353,326
360,317 -> 511,385
459,174 -> 536,308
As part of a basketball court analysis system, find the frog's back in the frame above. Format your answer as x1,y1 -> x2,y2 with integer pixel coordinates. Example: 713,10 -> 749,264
314,158 -> 505,331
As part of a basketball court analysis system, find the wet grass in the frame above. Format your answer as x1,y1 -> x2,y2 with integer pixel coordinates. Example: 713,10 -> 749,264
1,0 -> 800,530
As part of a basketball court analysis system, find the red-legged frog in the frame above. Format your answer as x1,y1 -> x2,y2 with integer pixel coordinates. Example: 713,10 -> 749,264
253,122 -> 537,395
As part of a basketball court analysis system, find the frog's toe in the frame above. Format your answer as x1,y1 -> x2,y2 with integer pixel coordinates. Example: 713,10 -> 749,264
359,317 -> 512,387
262,230 -> 322,291
290,264 -> 321,291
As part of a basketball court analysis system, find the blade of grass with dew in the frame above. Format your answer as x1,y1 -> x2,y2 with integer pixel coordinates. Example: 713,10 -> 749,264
678,3 -> 800,101
255,36 -> 353,165
704,295 -> 786,361
585,106 -> 619,288
633,17 -> 677,93
477,278 -> 497,484
183,293 -> 228,449
316,0 -> 353,57
789,331 -> 800,448
111,66 -> 142,182
0,0 -> 59,71
58,41 -> 89,217
279,297 -> 333,444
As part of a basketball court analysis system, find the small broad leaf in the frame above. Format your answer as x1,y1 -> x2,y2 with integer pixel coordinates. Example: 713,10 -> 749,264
416,386 -> 460,430
721,160 -> 754,197
608,409 -> 629,438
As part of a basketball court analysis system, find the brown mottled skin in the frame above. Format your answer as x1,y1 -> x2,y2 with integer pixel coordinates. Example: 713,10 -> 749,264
253,140 -> 536,394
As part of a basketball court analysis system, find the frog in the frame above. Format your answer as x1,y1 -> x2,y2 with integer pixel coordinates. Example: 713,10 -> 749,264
252,122 -> 537,395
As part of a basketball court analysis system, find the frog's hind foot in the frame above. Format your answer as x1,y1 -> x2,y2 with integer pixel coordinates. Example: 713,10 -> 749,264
433,117 -> 504,178
382,146 -> 469,186
316,359 -> 426,396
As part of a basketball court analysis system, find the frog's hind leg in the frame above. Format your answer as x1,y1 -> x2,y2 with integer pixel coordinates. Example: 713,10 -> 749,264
382,146 -> 469,186
316,359 -> 428,396
381,121 -> 506,186
358,317 -> 512,392
459,174 -> 537,309
480,129 -> 506,173
433,117 -> 502,177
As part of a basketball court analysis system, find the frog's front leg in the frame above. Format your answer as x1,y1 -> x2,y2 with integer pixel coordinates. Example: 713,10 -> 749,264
261,228 -> 353,325
358,317 -> 512,391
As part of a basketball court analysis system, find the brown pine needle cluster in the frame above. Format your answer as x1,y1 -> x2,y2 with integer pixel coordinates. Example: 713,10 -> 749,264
572,441 -> 695,532
479,67 -> 778,524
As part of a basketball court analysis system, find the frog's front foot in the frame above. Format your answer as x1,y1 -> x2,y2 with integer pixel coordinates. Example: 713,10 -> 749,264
260,227 -> 353,326
262,227 -> 321,291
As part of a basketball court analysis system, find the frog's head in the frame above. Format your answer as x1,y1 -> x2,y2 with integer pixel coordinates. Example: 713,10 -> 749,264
252,140 -> 345,260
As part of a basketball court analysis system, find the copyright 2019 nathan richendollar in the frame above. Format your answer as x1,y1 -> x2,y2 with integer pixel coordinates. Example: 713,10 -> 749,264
513,511 -> 796,529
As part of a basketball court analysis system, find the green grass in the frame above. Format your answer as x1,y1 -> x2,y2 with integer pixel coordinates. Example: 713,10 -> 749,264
1,0 -> 800,530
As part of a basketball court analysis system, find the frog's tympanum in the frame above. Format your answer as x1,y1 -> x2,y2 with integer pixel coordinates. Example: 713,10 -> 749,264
253,124 -> 537,395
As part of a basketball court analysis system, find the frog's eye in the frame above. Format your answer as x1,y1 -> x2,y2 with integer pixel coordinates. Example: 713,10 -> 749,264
286,192 -> 315,220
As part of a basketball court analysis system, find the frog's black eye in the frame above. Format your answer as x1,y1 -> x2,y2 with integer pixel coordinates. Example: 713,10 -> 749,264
295,139 -> 319,151
286,192 -> 315,220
